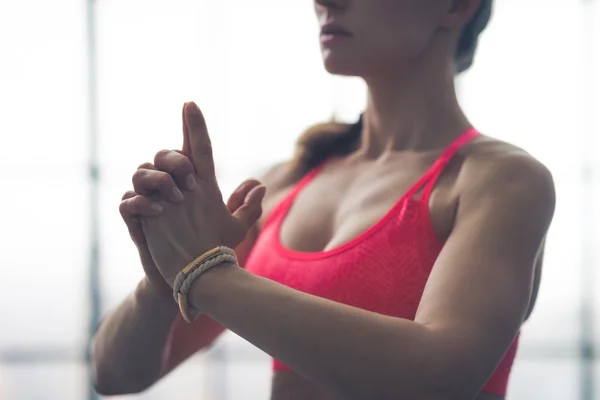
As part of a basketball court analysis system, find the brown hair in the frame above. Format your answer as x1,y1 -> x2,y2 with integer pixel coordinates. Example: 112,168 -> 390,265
283,116 -> 363,183
455,0 -> 493,73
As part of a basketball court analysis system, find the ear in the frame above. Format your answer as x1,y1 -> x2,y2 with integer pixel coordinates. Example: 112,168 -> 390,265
440,0 -> 482,30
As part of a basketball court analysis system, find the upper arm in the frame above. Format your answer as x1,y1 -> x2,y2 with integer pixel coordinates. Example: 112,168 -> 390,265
414,152 -> 555,395
526,238 -> 545,320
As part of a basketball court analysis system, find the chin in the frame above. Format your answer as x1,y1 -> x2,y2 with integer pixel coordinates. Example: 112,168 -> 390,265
321,52 -> 364,77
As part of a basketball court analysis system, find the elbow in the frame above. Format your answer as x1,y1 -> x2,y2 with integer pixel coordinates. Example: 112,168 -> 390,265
93,365 -> 152,396
92,360 -> 151,396
94,384 -> 148,397
92,362 -> 120,396
91,343 -> 153,396
93,376 -> 127,397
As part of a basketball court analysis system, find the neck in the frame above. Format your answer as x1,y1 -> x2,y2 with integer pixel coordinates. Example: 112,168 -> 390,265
358,62 -> 471,157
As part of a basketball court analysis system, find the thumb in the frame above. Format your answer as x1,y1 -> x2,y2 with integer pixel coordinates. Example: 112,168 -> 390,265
226,179 -> 262,213
182,101 -> 216,181
231,184 -> 267,232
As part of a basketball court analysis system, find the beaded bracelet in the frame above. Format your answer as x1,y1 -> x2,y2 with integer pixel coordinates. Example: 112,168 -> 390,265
172,246 -> 238,323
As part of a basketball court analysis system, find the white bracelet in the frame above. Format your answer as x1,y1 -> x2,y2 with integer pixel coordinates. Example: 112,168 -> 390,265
172,246 -> 238,322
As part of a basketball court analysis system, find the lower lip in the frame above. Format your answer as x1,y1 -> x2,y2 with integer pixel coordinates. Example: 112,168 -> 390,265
320,33 -> 352,45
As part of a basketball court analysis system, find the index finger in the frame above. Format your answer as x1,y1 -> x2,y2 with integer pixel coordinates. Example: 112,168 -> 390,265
183,101 -> 216,182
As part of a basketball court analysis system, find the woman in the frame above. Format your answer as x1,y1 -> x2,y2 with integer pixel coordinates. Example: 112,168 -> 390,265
92,0 -> 555,399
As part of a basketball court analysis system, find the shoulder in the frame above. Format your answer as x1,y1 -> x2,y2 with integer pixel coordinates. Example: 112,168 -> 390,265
459,135 -> 555,198
456,135 -> 556,228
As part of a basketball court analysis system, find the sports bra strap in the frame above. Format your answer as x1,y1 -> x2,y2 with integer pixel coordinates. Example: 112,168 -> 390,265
419,128 -> 480,202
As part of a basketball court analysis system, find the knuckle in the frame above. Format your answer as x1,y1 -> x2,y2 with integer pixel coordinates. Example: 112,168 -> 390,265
132,168 -> 147,179
172,155 -> 193,173
156,172 -> 175,188
128,196 -> 151,215
154,149 -> 173,164
121,190 -> 136,201
131,169 -> 147,185
120,195 -> 158,219
119,198 -> 132,216
137,162 -> 154,170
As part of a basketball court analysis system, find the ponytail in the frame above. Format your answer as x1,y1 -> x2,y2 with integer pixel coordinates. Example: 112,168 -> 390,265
283,115 -> 363,183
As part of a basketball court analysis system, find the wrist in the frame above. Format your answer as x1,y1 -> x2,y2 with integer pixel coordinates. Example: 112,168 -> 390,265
135,279 -> 178,314
187,262 -> 240,314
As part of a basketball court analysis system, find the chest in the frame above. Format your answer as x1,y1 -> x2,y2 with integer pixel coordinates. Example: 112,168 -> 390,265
248,157 -> 458,316
276,158 -> 456,254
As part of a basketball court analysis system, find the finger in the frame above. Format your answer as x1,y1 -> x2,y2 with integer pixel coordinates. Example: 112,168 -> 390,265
153,149 -> 196,191
132,168 -> 184,203
119,194 -> 163,246
133,163 -> 159,193
231,185 -> 266,232
122,190 -> 137,201
226,179 -> 262,213
138,162 -> 156,170
182,105 -> 192,159
120,194 -> 164,220
183,101 -> 216,181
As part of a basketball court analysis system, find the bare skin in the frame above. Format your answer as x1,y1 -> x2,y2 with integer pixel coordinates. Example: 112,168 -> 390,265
260,135 -> 544,400
93,119 -> 550,400
93,1 -> 553,399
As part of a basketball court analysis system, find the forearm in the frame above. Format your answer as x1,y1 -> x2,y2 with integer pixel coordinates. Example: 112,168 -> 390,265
190,266 -> 459,400
92,279 -> 179,395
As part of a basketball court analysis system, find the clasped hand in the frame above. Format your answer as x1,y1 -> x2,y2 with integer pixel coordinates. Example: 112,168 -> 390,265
119,102 -> 266,294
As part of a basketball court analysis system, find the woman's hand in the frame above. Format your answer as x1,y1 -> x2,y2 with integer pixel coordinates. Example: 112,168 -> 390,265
140,102 -> 266,287
119,153 -> 197,298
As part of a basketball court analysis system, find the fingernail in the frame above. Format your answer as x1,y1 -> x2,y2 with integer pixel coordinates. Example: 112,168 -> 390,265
186,174 -> 196,190
187,102 -> 200,116
151,203 -> 163,213
172,187 -> 184,202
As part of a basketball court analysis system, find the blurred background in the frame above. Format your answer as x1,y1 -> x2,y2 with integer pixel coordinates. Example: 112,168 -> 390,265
1,0 -> 599,399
